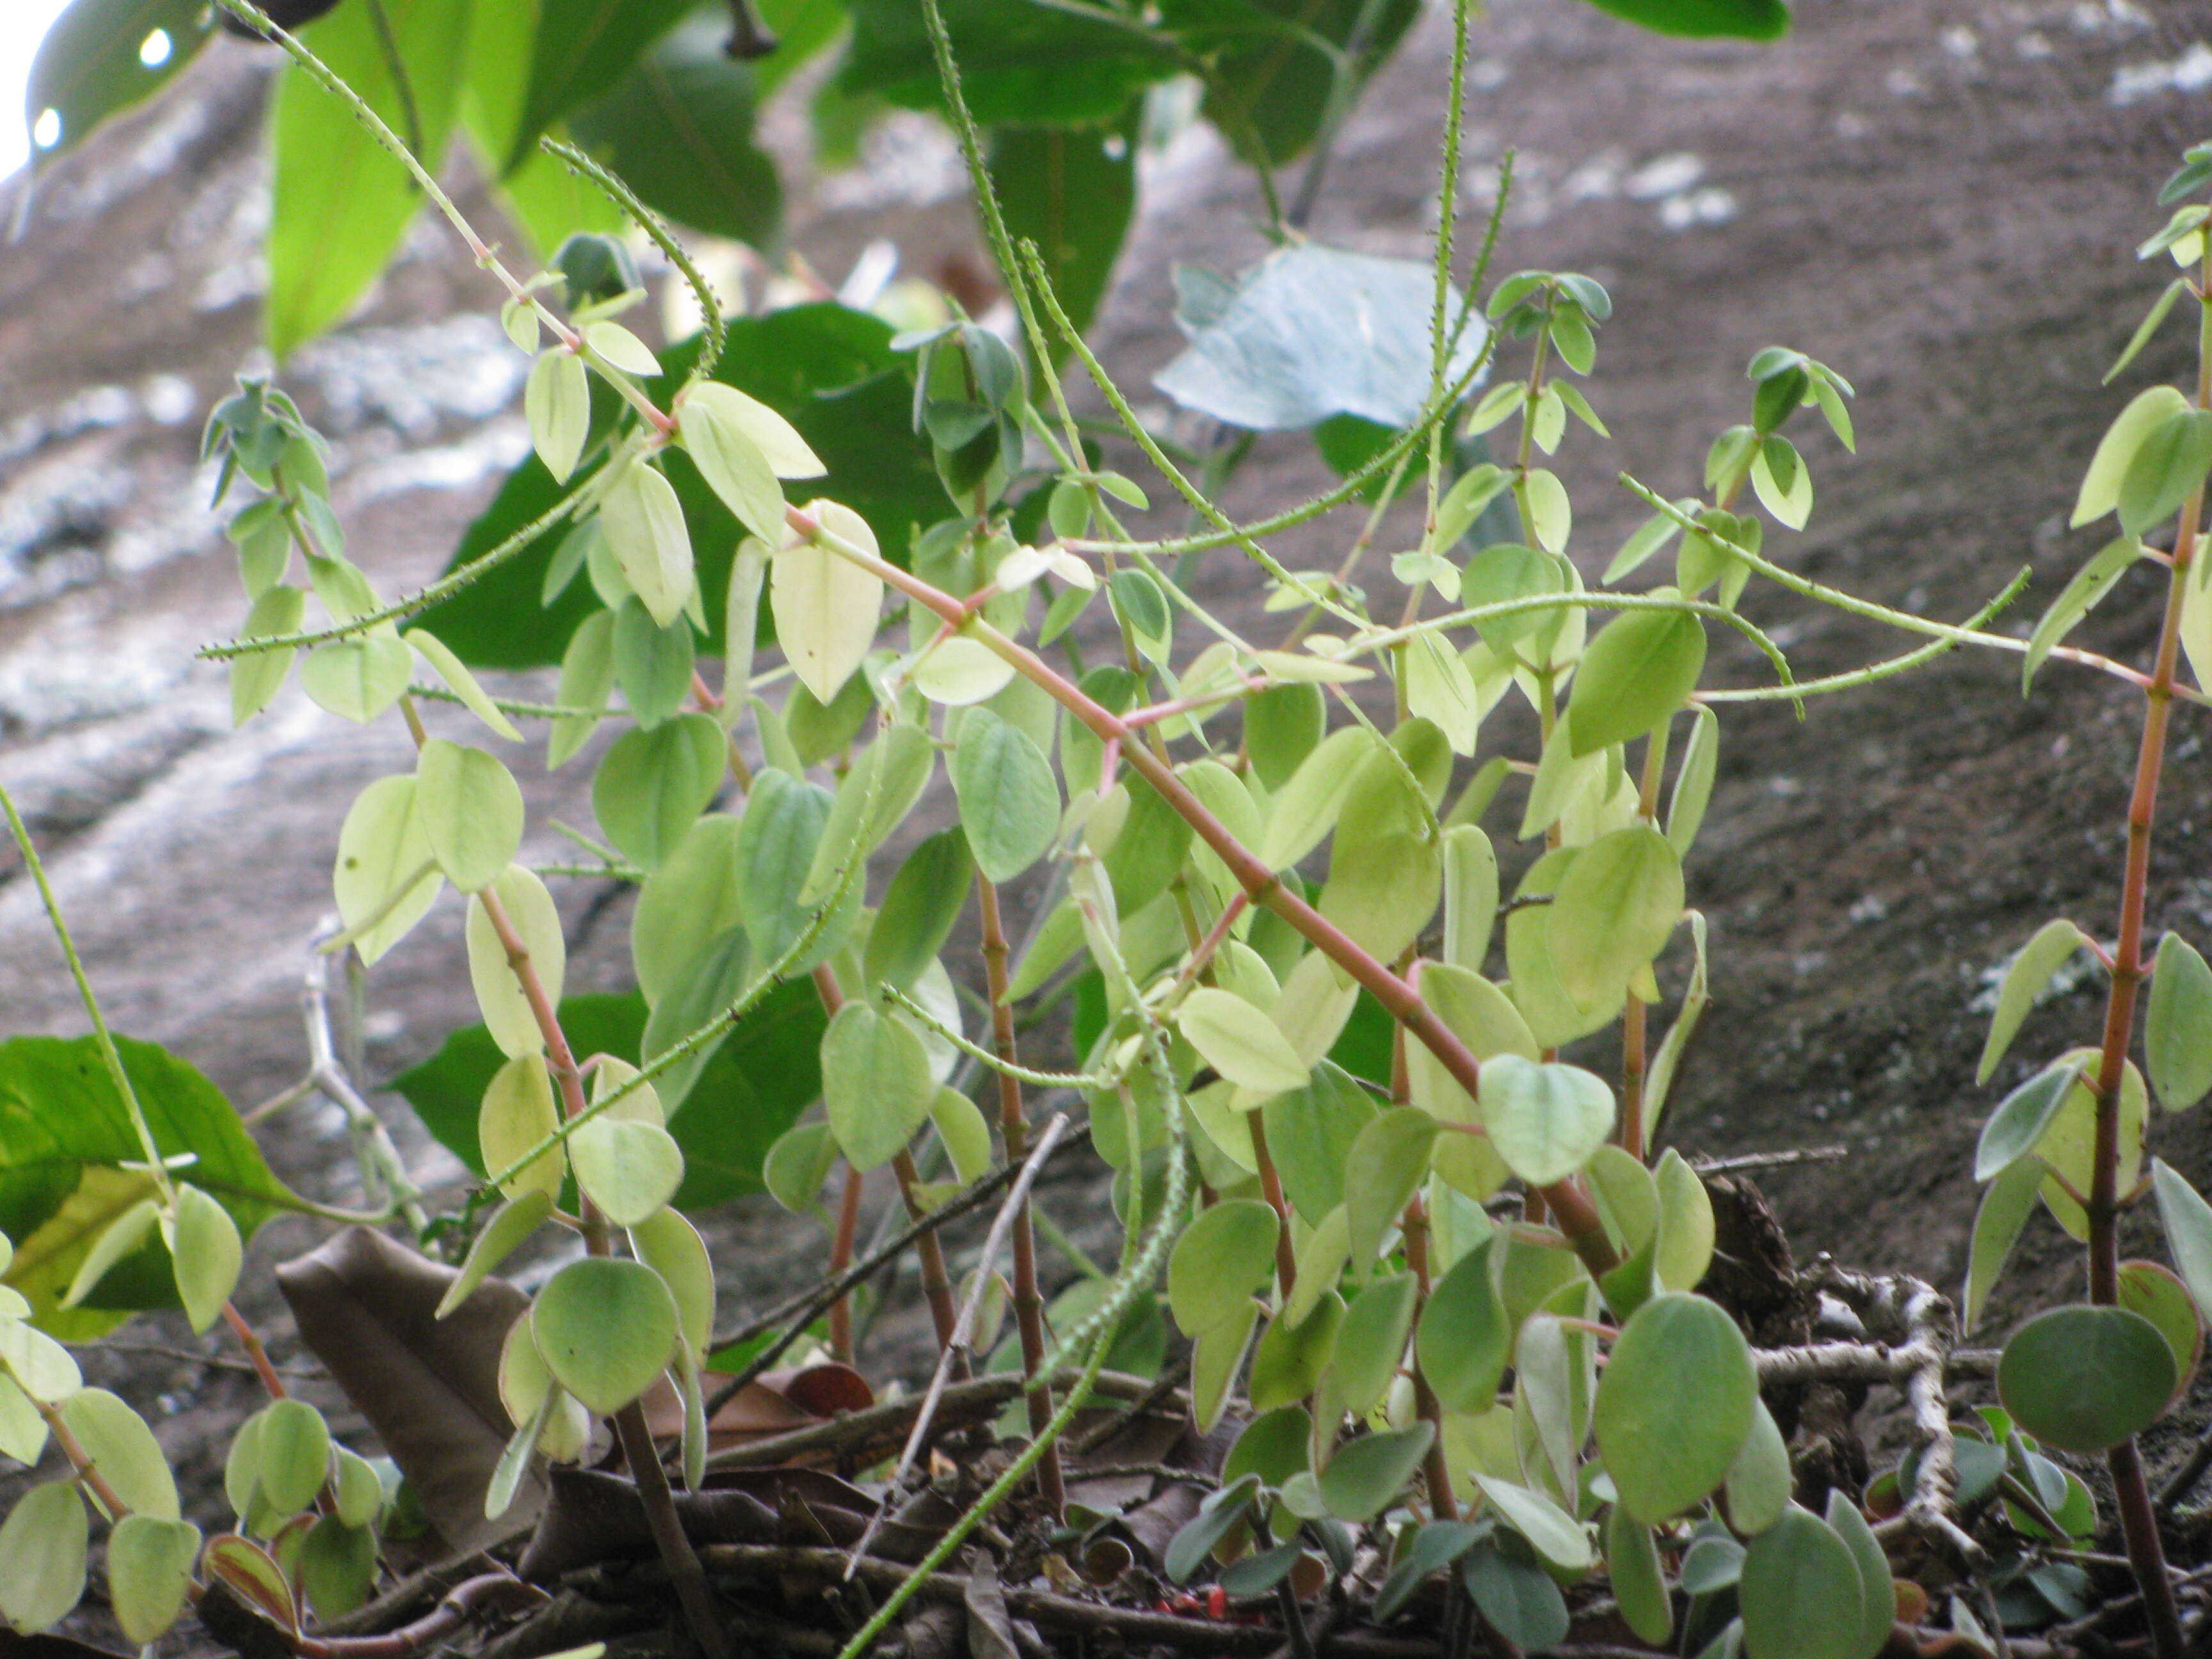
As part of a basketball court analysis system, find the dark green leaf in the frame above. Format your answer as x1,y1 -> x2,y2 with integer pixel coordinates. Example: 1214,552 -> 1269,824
2118,408 -> 2212,536
990,123 -> 1135,349
842,0 -> 1176,123
568,12 -> 782,245
1318,1423 -> 1434,1521
504,0 -> 694,173
25,0 -> 212,166
389,989 -> 823,1210
1459,1544 -> 1569,1651
0,1036 -> 287,1339
1575,0 -> 1788,40
1738,1506 -> 1863,1659
612,597 -> 697,729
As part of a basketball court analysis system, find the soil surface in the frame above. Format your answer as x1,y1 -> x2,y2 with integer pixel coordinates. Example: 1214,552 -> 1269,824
8,0 -> 2212,1646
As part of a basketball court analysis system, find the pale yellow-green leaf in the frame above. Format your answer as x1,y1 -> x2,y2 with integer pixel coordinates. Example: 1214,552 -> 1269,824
230,584 -> 305,726
0,1482 -> 86,1633
168,1184 -> 241,1336
630,1207 -> 716,1358
333,774 -> 443,965
600,463 -> 695,628
107,1516 -> 199,1644
1546,825 -> 1684,1007
911,636 -> 1016,705
437,1190 -> 554,1318
1285,1206 -> 1352,1329
568,1118 -> 684,1226
549,609 -> 616,770
301,634 -> 413,724
1404,631 -> 1480,754
1977,917 -> 2093,1084
2075,385 -> 2192,527
0,1377 -> 47,1465
58,1389 -> 176,1518
1653,1148 -> 1717,1292
1441,824 -> 1498,973
1179,986 -> 1310,1095
1525,468 -> 1571,553
680,382 -> 824,479
479,1054 -> 564,1200
821,1003 -> 934,1171
930,1087 -> 994,1185
1269,949 -> 1361,1071
465,865 -> 565,1059
415,739 -> 525,894
590,1057 -> 664,1126
0,1320 -> 81,1404
675,389 -> 785,541
773,501 -> 883,705
525,349 -> 589,483
581,320 -> 661,377
1479,1055 -> 1614,1187
403,629 -> 522,741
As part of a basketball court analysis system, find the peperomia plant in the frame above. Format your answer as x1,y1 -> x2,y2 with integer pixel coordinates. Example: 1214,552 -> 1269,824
12,0 -> 2212,1656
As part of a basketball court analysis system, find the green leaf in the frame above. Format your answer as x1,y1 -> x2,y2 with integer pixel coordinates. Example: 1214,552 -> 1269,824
1567,609 -> 1706,755
1156,245 -> 1486,431
330,774 -> 443,966
1607,1505 -> 1674,1646
1258,725 -> 1378,870
531,1256 -> 680,1415
2108,278 -> 2193,383
437,1191 -> 554,1318
953,709 -> 1060,883
1260,1062 -> 1378,1223
24,0 -> 212,167
1167,1198 -> 1278,1334
1164,1477 -> 1260,1583
1343,1108 -> 1438,1267
2117,408 -> 2212,534
1244,684 -> 1326,791
602,462 -> 697,629
1189,1300 -> 1260,1435
2154,1158 -> 2212,1327
299,1516 -> 377,1622
0,1482 -> 87,1634
504,0 -> 694,173
991,123 -> 1137,350
2150,932 -> 2212,1109
0,1036 -> 285,1340
1546,824 -> 1683,1006
1460,1544 -> 1569,1653
772,500 -> 883,704
415,740 -> 525,894
611,598 -> 698,730
1225,1404 -> 1315,1488
1976,919 -> 2093,1084
1418,1238 -> 1509,1411
569,1118 -> 685,1226
256,1397 -> 332,1515
1738,1505 -> 1864,1659
549,608 -> 616,768
1470,1473 -> 1590,1570
820,1003 -> 934,1172
2023,537 -> 2145,693
630,813 -> 744,1007
1594,1292 -> 1758,1522
265,0 -> 471,357
568,13 -> 782,245
230,584 -> 307,726
593,713 -> 725,868
844,0 -> 1175,124
677,382 -> 789,546
106,1515 -> 200,1646
1525,468 -> 1573,552
464,865 -> 566,1059
1319,1423 -> 1434,1522
525,350 -> 590,484
2073,385 -> 2190,528
1964,1154 -> 2044,1332
58,1389 -> 173,1519
1998,1304 -> 2175,1453
1179,987 -> 1310,1095
1974,1056 -> 2089,1182
1724,1398 -> 1792,1535
300,635 -> 414,725
865,830 -> 974,995
1250,1294 -> 1343,1411
1331,1272 -> 1418,1415
2118,1259 -> 2202,1402
735,768 -> 849,968
1479,1055 -> 1614,1187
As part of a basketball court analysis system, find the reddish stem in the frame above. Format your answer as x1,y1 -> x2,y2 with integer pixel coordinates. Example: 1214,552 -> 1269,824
1399,1194 -> 1458,1522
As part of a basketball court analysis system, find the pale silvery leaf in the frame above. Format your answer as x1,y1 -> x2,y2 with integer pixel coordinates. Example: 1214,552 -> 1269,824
679,381 -> 824,478
600,462 -> 695,629
525,350 -> 589,483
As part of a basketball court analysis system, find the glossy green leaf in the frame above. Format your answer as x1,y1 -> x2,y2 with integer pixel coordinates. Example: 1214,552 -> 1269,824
1999,1304 -> 2176,1453
1738,1505 -> 1863,1659
0,1482 -> 87,1634
953,708 -> 1059,883
503,0 -> 694,172
991,122 -> 1135,349
1568,609 -> 1706,755
106,1514 -> 200,1645
820,1003 -> 934,1172
2149,931 -> 2212,1110
1320,1423 -> 1434,1522
1595,1292 -> 1758,1521
531,1256 -> 680,1415
264,0 -> 470,353
594,713 -> 725,869
1167,1198 -> 1278,1334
